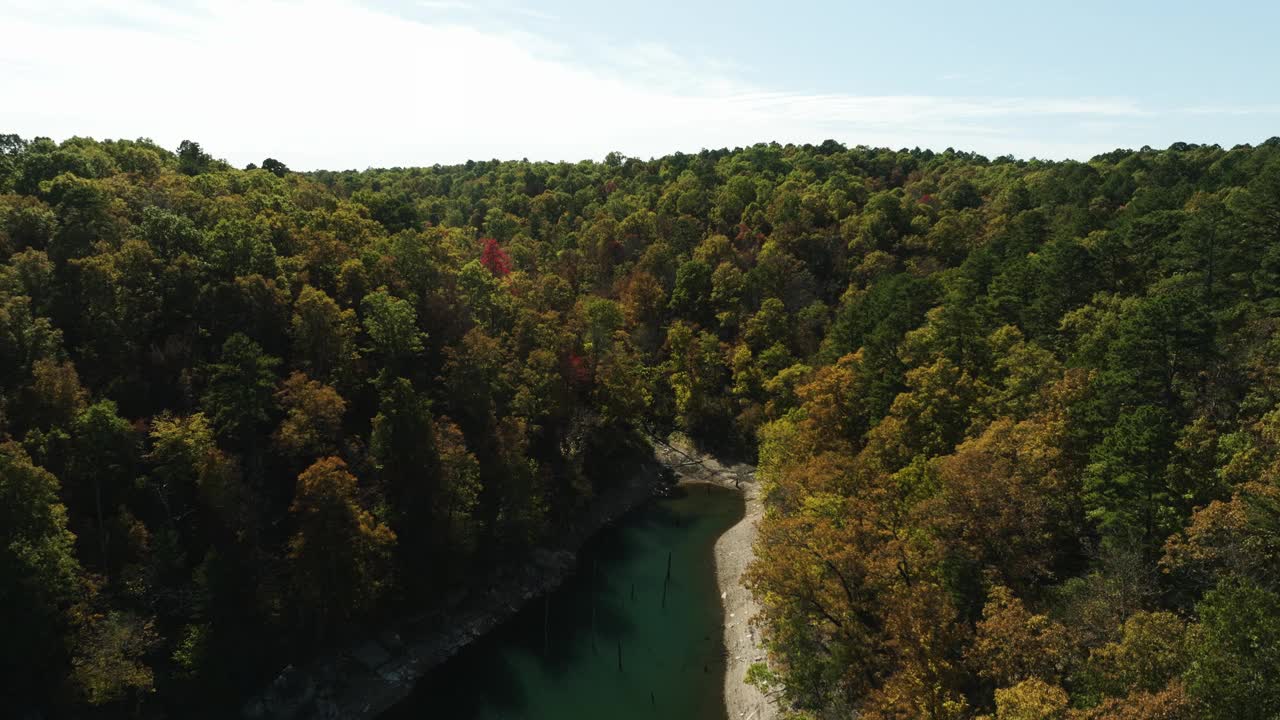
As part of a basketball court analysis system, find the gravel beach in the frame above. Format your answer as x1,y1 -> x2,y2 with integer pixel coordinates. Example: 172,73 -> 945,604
655,439 -> 778,720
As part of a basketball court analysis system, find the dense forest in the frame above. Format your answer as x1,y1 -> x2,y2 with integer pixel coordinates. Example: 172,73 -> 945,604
2,133 -> 1279,718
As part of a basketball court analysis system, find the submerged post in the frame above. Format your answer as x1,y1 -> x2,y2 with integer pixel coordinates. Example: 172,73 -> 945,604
591,560 -> 598,653
662,550 -> 672,609
617,639 -> 623,671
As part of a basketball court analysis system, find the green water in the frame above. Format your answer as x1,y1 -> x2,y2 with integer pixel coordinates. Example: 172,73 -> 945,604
387,484 -> 744,720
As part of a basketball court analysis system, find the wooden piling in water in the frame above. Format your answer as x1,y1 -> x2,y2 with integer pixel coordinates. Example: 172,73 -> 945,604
591,560 -> 598,653
662,550 -> 672,609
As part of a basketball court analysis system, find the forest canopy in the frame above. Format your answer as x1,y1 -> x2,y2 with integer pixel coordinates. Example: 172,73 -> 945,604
2,133 -> 1280,718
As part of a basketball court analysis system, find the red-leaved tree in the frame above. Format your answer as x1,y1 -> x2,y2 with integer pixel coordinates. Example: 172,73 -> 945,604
566,352 -> 591,386
480,238 -> 512,277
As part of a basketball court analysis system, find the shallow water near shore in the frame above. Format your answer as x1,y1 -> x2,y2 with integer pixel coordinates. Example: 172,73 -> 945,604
386,483 -> 744,720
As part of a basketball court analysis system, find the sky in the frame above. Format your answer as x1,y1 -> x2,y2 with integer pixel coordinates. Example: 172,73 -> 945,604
2,0 -> 1278,170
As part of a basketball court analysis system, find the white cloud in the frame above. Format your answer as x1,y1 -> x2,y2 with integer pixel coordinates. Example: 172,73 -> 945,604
1180,104 -> 1280,116
417,0 -> 471,10
502,3 -> 557,23
416,0 -> 556,22
0,0 -> 1185,169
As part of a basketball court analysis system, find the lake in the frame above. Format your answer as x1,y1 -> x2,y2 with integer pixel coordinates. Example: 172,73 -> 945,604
386,483 -> 745,720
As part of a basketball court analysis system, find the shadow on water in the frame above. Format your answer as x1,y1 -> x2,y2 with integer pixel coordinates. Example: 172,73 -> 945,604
385,484 -> 744,720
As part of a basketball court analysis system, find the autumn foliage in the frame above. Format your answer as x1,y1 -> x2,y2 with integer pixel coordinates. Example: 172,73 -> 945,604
480,237 -> 512,276
4,134 -> 1280,717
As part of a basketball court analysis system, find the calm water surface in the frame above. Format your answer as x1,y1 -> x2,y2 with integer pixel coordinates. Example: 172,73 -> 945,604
387,484 -> 744,720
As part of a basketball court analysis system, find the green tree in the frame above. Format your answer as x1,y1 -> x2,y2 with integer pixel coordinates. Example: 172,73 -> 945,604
288,457 -> 395,636
1083,405 -> 1176,551
434,417 -> 481,567
71,610 -> 158,706
360,288 -> 425,367
369,374 -> 438,577
1083,611 -> 1189,701
260,158 -> 289,177
580,295 -> 624,360
1184,579 -> 1280,719
201,333 -> 281,448
290,285 -> 359,383
176,140 -> 213,176
0,442 -> 89,703
68,400 -> 139,573
146,413 -> 240,543
669,258 -> 712,321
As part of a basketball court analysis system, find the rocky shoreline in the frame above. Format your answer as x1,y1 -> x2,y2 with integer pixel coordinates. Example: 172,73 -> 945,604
242,437 -> 778,720
243,452 -> 663,720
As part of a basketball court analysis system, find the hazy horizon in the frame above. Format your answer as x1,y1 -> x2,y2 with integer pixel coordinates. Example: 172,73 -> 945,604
5,0 -> 1278,171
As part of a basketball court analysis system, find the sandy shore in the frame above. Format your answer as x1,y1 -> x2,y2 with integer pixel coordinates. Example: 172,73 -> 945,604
715,474 -> 776,720
656,439 -> 778,720
247,438 -> 780,719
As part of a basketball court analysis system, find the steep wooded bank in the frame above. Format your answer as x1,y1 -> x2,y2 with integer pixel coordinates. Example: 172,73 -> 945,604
2,135 -> 1280,718
245,440 -> 662,720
